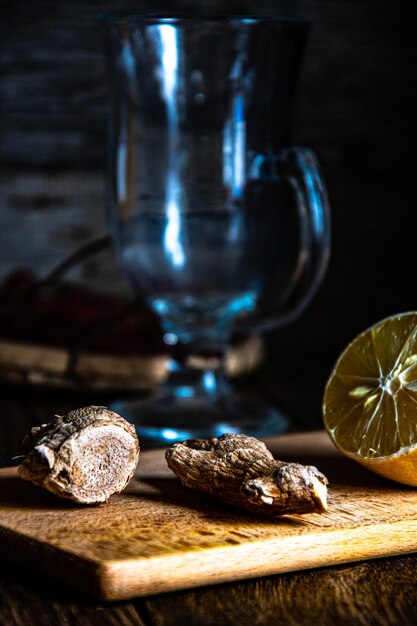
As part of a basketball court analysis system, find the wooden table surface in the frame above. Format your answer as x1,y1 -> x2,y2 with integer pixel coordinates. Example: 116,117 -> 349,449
1,383 -> 417,626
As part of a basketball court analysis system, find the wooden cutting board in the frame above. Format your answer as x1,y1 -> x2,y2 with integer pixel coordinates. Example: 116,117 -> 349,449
2,430 -> 417,601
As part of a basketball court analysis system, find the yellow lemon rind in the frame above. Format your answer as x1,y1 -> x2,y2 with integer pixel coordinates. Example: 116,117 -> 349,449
326,432 -> 417,486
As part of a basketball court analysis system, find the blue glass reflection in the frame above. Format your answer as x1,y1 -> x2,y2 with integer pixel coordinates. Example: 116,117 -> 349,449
223,291 -> 256,319
214,423 -> 240,436
155,24 -> 185,269
232,94 -> 246,198
175,386 -> 194,398
160,428 -> 193,441
202,370 -> 217,394
152,298 -> 169,315
121,36 -> 136,80
163,332 -> 178,345
116,140 -> 128,204
158,24 -> 178,107
223,93 -> 246,199
165,198 -> 185,267
304,165 -> 324,238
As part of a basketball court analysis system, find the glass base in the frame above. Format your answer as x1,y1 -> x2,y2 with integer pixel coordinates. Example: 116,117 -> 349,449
110,387 -> 288,446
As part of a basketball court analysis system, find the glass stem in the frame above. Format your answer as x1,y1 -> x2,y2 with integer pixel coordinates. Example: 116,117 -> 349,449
163,343 -> 228,402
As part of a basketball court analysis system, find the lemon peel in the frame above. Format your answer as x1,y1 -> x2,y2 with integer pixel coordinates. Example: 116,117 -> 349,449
323,312 -> 417,486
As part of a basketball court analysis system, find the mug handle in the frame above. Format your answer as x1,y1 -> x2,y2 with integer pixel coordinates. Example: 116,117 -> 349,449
247,146 -> 331,332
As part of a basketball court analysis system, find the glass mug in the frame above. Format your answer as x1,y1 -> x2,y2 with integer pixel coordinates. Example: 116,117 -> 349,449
102,15 -> 330,444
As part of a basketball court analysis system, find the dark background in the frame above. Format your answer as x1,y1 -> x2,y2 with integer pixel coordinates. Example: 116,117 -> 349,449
0,0 -> 416,427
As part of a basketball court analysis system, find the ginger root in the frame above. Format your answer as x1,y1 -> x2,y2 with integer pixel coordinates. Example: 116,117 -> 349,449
18,406 -> 139,504
166,433 -> 328,516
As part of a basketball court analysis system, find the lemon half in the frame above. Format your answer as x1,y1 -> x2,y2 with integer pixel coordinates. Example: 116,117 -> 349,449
323,312 -> 417,485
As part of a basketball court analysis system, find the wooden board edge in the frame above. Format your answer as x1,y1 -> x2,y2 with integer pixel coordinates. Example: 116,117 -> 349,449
2,495 -> 417,601
0,524 -> 105,600
97,519 -> 417,600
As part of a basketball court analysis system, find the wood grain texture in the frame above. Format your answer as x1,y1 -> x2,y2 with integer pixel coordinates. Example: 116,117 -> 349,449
2,431 -> 417,601
1,0 -> 414,177
3,407 -> 417,625
0,562 -> 148,626
143,556 -> 417,626
4,555 -> 417,626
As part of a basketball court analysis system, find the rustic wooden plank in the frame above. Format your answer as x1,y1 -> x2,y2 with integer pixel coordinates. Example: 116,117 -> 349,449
3,545 -> 417,626
2,549 -> 417,626
0,0 -> 414,174
0,390 -> 35,467
2,432 -> 417,600
141,555 -> 417,626
0,563 -> 148,626
0,169 -> 114,288
1,383 -> 417,624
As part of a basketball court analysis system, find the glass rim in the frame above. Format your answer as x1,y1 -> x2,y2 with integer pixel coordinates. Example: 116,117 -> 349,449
96,13 -> 309,27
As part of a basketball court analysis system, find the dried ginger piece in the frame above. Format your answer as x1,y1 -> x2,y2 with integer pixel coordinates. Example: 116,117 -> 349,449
166,433 -> 328,516
18,406 -> 139,504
